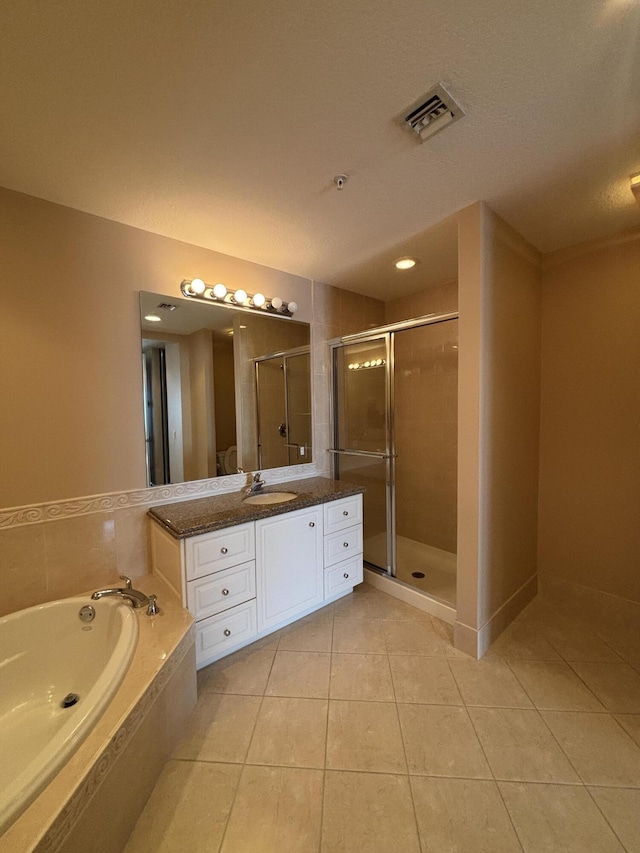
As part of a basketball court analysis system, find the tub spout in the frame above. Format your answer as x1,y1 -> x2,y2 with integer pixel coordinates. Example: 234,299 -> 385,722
91,586 -> 149,609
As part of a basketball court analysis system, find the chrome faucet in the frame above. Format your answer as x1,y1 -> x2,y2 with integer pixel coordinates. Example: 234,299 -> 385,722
91,575 -> 150,609
245,472 -> 266,495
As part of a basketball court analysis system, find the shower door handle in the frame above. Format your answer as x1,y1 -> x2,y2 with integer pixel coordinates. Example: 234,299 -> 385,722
328,448 -> 397,459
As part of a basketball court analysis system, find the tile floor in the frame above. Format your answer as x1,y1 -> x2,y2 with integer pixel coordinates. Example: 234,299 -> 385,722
124,583 -> 640,852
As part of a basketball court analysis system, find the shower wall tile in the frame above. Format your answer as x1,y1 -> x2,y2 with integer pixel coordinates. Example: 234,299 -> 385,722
385,279 -> 458,324
44,511 -> 119,599
0,523 -> 48,616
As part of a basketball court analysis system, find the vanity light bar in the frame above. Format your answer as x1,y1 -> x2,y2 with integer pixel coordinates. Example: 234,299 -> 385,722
180,279 -> 298,316
347,359 -> 386,370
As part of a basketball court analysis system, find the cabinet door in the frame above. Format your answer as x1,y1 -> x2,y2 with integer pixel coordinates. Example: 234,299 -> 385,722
256,506 -> 324,632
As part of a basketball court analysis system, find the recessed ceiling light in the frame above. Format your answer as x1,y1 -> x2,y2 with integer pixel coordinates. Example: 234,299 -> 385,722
395,257 -> 417,270
144,314 -> 161,322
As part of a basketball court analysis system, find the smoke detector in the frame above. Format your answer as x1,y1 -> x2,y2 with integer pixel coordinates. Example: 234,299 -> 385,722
402,83 -> 464,142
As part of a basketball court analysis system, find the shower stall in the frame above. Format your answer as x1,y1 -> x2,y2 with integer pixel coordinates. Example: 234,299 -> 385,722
330,313 -> 458,607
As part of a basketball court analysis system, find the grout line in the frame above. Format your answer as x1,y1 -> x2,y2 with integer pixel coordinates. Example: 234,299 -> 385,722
582,785 -> 631,851
318,611 -> 336,853
463,701 -> 526,852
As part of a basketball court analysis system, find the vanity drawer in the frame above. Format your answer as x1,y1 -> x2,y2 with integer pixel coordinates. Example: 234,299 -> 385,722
324,494 -> 363,534
324,524 -> 363,567
195,600 -> 257,666
325,555 -> 363,598
185,522 -> 255,580
187,561 -> 256,621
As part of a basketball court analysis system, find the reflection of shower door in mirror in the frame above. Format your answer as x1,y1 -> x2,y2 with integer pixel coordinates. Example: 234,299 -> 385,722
255,349 -> 312,469
331,337 -> 394,573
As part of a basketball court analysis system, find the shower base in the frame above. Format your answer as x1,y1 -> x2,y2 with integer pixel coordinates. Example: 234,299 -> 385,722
364,533 -> 457,606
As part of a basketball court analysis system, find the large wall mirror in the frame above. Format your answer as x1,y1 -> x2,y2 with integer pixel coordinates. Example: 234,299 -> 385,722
140,291 -> 311,487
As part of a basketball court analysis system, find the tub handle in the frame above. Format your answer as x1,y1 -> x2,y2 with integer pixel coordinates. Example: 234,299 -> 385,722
146,594 -> 159,616
119,575 -> 133,590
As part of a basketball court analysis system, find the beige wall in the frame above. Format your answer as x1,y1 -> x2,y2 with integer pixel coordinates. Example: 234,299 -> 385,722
0,186 -> 312,509
538,228 -> 640,603
385,279 -> 458,324
456,203 -> 542,654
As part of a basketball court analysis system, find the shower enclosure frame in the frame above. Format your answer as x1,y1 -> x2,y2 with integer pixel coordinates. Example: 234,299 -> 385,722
329,310 -> 459,588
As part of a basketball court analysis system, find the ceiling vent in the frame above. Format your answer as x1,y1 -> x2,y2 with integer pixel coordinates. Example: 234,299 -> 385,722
157,302 -> 178,311
403,83 -> 464,142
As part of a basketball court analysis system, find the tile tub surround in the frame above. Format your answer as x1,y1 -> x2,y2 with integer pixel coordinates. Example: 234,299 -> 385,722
148,476 -> 365,538
0,575 -> 195,853
125,582 -> 640,853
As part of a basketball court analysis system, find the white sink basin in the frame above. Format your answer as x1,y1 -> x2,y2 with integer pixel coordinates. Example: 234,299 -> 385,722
243,491 -> 298,506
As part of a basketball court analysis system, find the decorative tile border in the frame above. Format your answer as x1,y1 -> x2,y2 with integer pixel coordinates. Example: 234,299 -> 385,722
35,624 -> 196,853
0,463 -> 319,530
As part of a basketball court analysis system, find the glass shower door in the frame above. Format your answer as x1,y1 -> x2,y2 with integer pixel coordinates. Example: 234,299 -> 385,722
331,337 -> 393,573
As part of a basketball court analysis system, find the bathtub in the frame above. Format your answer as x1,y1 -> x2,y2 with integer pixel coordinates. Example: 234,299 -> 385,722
0,597 -> 138,836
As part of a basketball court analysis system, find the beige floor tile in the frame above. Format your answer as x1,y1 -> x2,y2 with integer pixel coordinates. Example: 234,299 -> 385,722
468,707 -> 580,783
332,617 -> 387,653
221,765 -> 323,853
398,704 -> 491,778
205,648 -> 275,696
615,713 -> 640,747
277,616 -> 333,652
449,658 -> 533,708
543,626 -> 622,663
596,623 -> 640,663
246,697 -> 328,768
173,693 -> 262,763
332,589 -> 387,620
499,782 -> 625,853
509,660 -> 605,711
326,700 -> 406,773
265,651 -> 331,698
389,656 -> 463,705
542,711 -> 640,786
569,662 -> 640,713
485,623 -> 561,661
330,653 -> 395,701
589,787 -> 640,853
321,770 -> 421,852
410,777 -> 522,853
376,595 -> 432,621
383,620 -> 460,656
124,760 -> 241,853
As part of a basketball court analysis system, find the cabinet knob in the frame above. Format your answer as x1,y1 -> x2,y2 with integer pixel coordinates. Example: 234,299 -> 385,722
343,510 -> 349,516
343,573 -> 349,579
220,547 -> 228,554
343,542 -> 349,548
309,522 -> 315,527
224,629 -> 231,637
222,588 -> 229,596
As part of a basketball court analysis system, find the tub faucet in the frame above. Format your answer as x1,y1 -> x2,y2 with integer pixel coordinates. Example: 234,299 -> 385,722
91,575 -> 149,609
245,472 -> 266,495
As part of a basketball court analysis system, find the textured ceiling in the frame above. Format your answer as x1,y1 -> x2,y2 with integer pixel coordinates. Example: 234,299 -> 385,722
1,0 -> 639,295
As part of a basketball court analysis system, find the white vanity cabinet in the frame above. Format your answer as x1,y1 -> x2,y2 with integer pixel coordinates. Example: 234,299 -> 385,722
150,491 -> 363,669
256,505 -> 324,632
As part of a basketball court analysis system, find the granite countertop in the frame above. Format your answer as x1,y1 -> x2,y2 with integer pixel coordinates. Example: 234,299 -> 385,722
148,476 -> 365,538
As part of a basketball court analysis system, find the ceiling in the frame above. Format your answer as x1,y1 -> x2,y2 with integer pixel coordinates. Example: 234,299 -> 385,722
1,0 -> 639,299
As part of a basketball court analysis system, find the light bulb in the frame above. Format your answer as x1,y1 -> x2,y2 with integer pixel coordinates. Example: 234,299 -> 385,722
271,297 -> 283,311
395,257 -> 416,270
353,363 -> 360,369
234,289 -> 247,304
253,292 -> 266,307
364,361 -> 371,368
287,301 -> 298,314
190,278 -> 206,293
213,283 -> 227,299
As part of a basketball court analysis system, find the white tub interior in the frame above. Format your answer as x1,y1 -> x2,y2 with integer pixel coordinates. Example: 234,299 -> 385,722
0,597 -> 138,835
